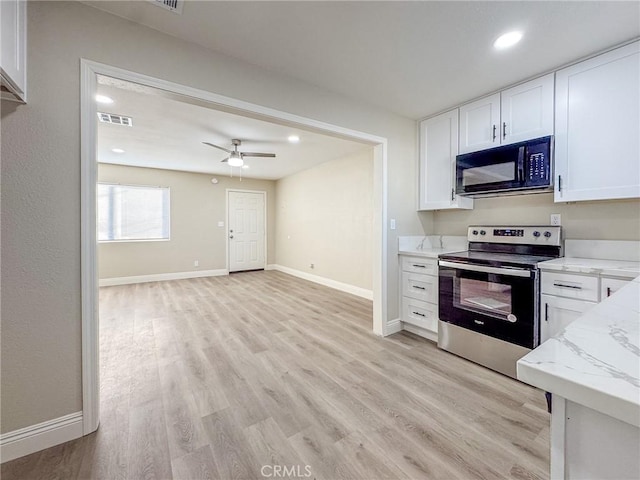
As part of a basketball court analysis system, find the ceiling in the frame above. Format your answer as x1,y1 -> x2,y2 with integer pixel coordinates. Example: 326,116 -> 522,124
85,1 -> 640,119
97,78 -> 371,179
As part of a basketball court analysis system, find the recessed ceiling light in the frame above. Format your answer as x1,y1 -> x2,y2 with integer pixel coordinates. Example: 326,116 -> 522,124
288,135 -> 300,143
494,31 -> 523,50
111,148 -> 125,154
242,165 -> 250,169
96,94 -> 114,104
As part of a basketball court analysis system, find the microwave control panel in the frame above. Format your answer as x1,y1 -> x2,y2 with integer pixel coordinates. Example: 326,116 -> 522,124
526,141 -> 551,184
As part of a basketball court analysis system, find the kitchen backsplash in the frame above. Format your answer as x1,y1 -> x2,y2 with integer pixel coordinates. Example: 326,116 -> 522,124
565,240 -> 640,261
398,235 -> 467,252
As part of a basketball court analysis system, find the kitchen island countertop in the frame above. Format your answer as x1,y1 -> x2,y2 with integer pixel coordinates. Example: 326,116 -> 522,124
517,275 -> 640,427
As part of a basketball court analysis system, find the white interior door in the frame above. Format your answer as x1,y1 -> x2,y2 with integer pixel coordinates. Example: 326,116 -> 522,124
228,190 -> 266,272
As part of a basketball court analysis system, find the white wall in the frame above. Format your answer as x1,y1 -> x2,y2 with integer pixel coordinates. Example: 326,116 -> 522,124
0,2 -> 420,433
98,164 -> 276,279
432,194 -> 640,240
275,148 -> 374,290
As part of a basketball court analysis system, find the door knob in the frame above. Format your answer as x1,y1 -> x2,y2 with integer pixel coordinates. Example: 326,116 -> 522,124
229,235 -> 234,239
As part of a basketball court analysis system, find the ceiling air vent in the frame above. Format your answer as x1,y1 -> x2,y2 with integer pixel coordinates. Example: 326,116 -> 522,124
97,112 -> 133,127
148,0 -> 184,14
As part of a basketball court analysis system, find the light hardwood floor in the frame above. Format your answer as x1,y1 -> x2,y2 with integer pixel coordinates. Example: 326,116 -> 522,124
2,271 -> 549,479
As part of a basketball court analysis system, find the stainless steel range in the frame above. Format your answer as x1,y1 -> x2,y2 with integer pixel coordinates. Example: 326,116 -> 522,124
438,225 -> 562,378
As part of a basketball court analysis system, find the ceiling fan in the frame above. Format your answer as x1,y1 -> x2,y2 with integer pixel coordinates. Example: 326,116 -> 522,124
202,138 -> 275,167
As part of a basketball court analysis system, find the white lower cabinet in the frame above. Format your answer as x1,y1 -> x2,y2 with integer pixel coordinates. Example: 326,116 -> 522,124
540,294 -> 596,343
400,255 -> 439,339
540,271 -> 633,343
601,277 -> 629,300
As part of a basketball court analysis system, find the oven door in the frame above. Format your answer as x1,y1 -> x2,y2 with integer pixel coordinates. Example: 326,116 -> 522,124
438,260 -> 538,348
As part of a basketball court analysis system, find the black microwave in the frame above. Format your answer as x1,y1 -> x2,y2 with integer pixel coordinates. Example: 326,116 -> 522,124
455,136 -> 553,197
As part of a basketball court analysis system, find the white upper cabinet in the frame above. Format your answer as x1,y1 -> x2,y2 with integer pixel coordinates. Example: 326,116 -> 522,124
554,41 -> 639,202
459,75 -> 554,154
459,93 -> 501,154
419,109 -> 473,210
501,73 -> 554,145
0,0 -> 27,102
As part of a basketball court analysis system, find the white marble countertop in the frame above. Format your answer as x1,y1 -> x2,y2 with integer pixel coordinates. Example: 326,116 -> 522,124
538,257 -> 640,279
397,235 -> 467,259
517,276 -> 640,427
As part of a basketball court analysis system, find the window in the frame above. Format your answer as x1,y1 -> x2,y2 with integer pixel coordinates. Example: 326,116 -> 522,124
98,183 -> 170,242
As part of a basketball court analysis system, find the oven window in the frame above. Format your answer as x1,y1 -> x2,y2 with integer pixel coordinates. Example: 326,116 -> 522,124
462,162 -> 515,186
455,276 -> 512,320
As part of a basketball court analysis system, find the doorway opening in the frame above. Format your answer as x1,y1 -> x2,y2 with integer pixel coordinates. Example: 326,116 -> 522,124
81,60 -> 388,435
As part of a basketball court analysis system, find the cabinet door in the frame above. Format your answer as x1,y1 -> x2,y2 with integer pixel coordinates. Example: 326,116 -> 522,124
501,73 -> 554,145
459,93 -> 500,154
0,0 -> 27,100
555,41 -> 640,202
601,277 -> 630,300
540,294 -> 596,343
418,110 -> 473,210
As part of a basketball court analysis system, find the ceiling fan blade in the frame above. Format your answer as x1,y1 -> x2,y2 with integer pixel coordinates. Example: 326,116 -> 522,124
241,152 -> 276,158
220,158 -> 229,163
202,142 -> 232,154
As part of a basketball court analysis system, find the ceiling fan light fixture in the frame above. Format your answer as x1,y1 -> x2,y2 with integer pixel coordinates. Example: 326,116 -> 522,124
227,151 -> 244,167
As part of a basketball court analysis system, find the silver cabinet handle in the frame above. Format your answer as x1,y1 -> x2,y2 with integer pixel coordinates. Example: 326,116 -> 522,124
503,122 -> 507,139
229,235 -> 234,239
474,319 -> 485,325
607,287 -> 612,297
412,264 -> 426,268
545,303 -> 549,321
553,282 -> 582,290
451,188 -> 455,201
492,125 -> 497,141
412,311 -> 426,317
412,285 -> 426,290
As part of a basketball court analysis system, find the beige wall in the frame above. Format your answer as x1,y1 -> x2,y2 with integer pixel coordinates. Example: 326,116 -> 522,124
432,194 -> 640,240
1,2 -> 420,433
98,164 -> 276,279
275,148 -> 374,290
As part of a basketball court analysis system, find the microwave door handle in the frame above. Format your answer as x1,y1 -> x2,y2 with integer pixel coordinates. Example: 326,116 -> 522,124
517,146 -> 525,183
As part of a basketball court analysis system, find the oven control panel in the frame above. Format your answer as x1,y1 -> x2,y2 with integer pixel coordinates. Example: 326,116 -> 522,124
467,225 -> 562,246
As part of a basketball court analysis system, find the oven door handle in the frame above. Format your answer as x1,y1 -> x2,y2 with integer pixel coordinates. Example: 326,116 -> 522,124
438,260 -> 531,278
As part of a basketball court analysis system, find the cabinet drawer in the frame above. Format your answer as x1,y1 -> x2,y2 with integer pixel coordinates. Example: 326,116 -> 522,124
402,272 -> 437,303
401,256 -> 437,275
402,297 -> 438,332
541,272 -> 599,302
601,277 -> 631,300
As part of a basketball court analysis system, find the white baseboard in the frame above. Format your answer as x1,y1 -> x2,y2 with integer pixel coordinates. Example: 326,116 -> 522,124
99,269 -> 228,287
0,412 -> 83,463
267,264 -> 373,300
384,318 -> 402,336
